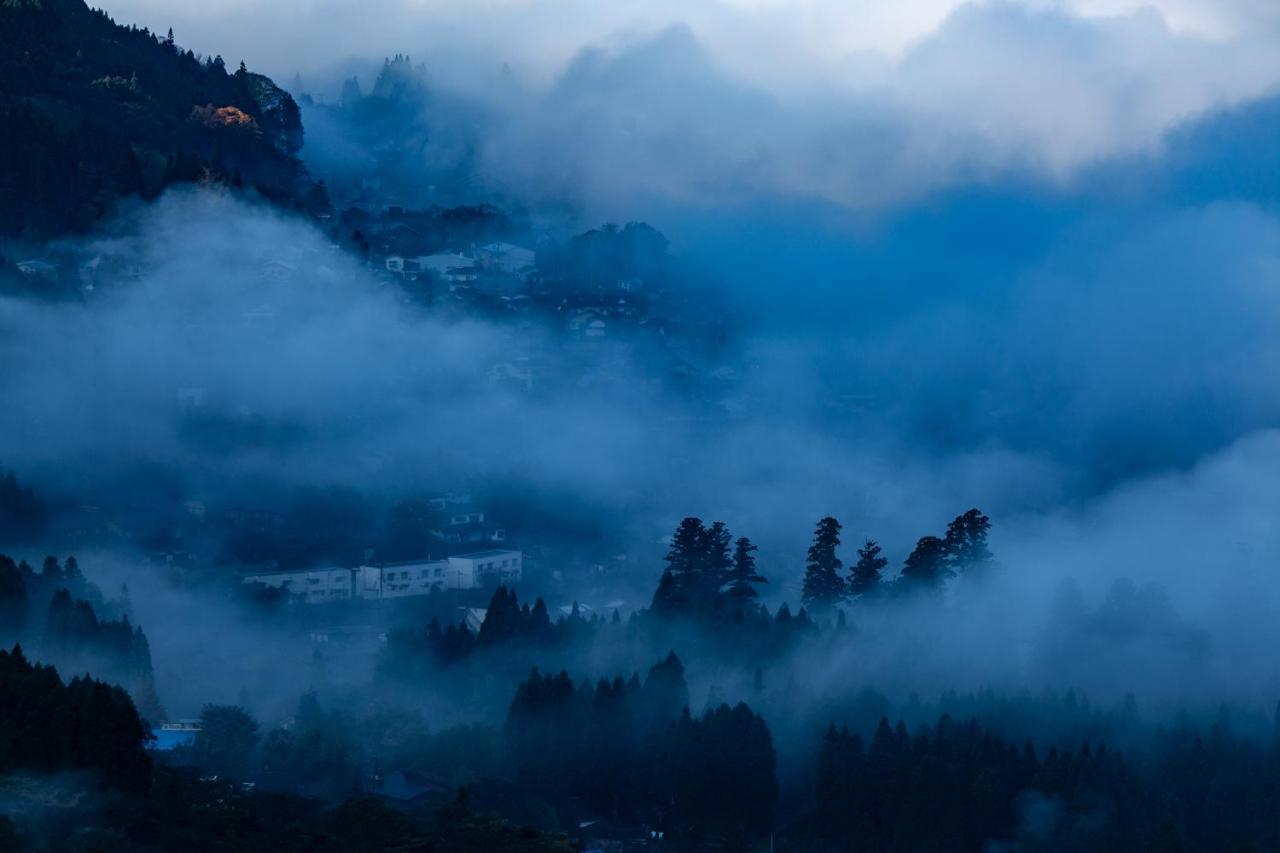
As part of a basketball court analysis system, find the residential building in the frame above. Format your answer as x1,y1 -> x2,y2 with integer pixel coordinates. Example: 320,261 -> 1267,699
241,566 -> 356,603
241,550 -> 523,603
447,550 -> 523,587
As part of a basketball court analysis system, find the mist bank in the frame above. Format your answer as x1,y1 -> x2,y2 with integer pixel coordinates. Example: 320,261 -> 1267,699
105,1 -> 1280,216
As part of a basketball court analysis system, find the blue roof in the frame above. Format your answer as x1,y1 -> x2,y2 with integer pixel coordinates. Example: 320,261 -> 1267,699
150,727 -> 197,751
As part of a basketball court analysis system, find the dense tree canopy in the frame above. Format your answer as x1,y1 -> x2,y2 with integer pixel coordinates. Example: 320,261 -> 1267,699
0,0 -> 310,237
0,644 -> 151,791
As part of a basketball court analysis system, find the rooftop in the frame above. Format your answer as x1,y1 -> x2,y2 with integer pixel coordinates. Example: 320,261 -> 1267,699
453,549 -> 521,561
378,558 -> 447,568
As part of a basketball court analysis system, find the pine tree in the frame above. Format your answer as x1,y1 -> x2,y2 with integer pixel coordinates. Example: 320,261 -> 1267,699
944,508 -> 993,577
654,517 -> 710,613
802,517 -> 845,611
848,539 -> 888,599
900,535 -> 952,591
725,536 -> 767,607
63,555 -> 83,586
479,586 -> 521,645
701,521 -> 734,603
529,597 -> 552,638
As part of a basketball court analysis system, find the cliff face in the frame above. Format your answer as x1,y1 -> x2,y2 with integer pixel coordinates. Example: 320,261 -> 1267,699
245,72 -> 305,156
0,0 -> 311,238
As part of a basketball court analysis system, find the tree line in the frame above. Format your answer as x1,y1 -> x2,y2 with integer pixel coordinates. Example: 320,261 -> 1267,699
805,708 -> 1280,851
505,653 -> 778,845
0,554 -> 162,722
0,643 -> 152,791
650,508 -> 992,617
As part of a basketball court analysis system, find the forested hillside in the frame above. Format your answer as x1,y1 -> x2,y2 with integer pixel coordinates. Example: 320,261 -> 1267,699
0,0 -> 317,238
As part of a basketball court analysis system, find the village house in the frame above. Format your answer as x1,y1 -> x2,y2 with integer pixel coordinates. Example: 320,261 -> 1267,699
475,241 -> 536,277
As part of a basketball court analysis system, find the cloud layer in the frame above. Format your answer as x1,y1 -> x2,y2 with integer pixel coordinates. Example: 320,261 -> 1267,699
105,0 -> 1280,211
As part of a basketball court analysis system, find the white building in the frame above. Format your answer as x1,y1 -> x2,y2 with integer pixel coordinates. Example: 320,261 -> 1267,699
447,550 -> 523,588
373,558 -> 453,597
241,566 -> 357,604
242,550 -> 524,603
371,551 -> 523,594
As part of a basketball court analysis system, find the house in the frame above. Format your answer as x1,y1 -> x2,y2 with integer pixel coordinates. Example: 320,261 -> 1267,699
432,520 -> 507,546
150,719 -> 201,751
558,602 -> 595,619
456,607 -> 488,633
428,504 -> 506,545
569,310 -> 608,338
378,222 -> 424,255
427,492 -> 473,512
408,253 -> 477,284
476,242 -> 536,276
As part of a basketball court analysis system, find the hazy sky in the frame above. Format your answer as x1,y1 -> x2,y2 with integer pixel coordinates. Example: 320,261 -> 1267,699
6,0 -> 1280,713
103,0 -> 1280,210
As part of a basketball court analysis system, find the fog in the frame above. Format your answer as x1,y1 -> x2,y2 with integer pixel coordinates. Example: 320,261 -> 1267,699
5,0 -> 1280,738
106,0 -> 1280,214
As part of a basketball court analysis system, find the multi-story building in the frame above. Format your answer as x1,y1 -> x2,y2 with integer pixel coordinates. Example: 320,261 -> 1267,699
446,550 -> 523,588
241,550 -> 523,603
240,566 -> 359,603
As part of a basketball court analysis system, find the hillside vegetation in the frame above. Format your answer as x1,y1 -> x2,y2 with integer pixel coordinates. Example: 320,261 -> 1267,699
0,0 -> 315,237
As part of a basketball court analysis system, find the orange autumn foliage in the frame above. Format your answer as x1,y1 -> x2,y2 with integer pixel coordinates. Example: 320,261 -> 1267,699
189,104 -> 260,134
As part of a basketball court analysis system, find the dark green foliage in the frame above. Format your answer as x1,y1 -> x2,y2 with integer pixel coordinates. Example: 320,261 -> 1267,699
808,711 -> 1280,852
644,651 -> 690,721
88,768 -> 577,851
41,586 -> 162,721
261,692 -> 361,801
504,657 -> 776,840
219,486 -> 376,570
0,0 -> 309,237
652,517 -> 766,615
194,703 -> 259,777
725,536 -> 767,607
538,221 -> 669,292
802,516 -> 845,611
900,534 -> 952,590
384,586 -> 561,675
0,466 -> 47,547
0,815 -> 18,853
0,555 -> 27,642
0,643 -> 151,790
654,517 -> 710,614
672,702 -> 778,841
479,585 -> 524,646
848,538 -> 887,599
945,508 -> 994,576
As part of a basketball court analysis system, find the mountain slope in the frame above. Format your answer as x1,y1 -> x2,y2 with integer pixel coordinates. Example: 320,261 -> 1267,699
0,0 -> 313,238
